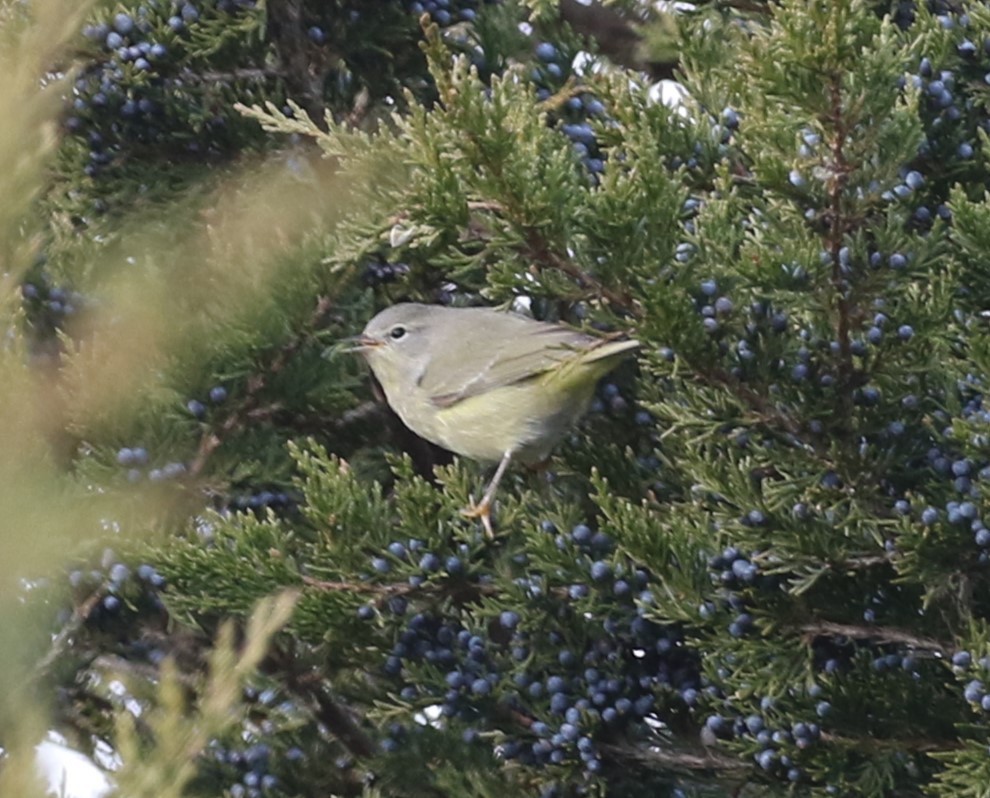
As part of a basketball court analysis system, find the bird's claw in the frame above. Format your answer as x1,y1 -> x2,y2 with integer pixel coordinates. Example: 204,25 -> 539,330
461,497 -> 494,538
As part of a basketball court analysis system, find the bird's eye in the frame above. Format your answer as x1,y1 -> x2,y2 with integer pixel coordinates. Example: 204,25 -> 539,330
389,325 -> 407,340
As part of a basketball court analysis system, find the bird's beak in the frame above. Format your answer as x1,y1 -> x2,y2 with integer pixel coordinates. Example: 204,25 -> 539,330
340,334 -> 383,353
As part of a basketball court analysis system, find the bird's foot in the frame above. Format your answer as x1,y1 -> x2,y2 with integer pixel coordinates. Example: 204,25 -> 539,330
461,497 -> 494,538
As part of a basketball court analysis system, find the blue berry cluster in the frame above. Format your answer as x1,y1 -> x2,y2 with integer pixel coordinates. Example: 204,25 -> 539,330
205,740 -> 282,798
589,380 -> 634,417
558,93 -> 608,181
700,546 -> 772,640
705,709 -> 822,784
890,9 -> 990,228
891,0 -> 968,30
681,279 -> 810,388
529,40 -> 570,101
20,268 -> 89,359
876,166 -> 951,233
708,544 -> 770,591
541,520 -> 615,565
362,257 -> 410,287
114,384 -> 226,488
406,0 -> 488,27
951,649 -> 990,714
67,549 -> 167,624
68,1 -> 266,186
186,384 -> 229,420
680,268 -> 932,441
358,523 -> 707,780
115,444 -> 188,484
358,537 -> 473,601
177,382 -> 304,515
916,456 -> 990,563
691,277 -> 737,338
869,647 -> 924,676
202,686 -> 315,798
906,51 -> 979,163
884,380 -> 990,561
21,280 -> 85,325
525,39 -> 610,180
584,369 -> 659,493
227,489 -> 295,515
671,106 -> 738,175
378,609 -> 699,776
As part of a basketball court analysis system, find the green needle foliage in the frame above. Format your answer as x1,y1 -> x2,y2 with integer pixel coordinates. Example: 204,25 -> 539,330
10,0 -> 990,797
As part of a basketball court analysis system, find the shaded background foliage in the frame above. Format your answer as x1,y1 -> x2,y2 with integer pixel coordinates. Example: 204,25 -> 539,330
7,1 -> 990,797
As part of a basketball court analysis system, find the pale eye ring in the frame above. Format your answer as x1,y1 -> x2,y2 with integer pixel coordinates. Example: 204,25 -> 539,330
389,325 -> 407,340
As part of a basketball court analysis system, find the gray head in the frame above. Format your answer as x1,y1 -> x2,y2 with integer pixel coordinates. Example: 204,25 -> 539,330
354,303 -> 443,389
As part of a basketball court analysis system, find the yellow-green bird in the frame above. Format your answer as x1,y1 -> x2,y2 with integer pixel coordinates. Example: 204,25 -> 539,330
353,302 -> 639,534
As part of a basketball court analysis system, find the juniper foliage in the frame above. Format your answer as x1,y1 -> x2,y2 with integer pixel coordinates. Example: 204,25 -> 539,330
9,1 -> 990,797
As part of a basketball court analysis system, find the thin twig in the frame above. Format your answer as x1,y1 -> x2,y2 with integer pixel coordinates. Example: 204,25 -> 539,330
600,741 -> 748,774
522,228 -> 640,316
301,575 -> 416,595
837,554 -> 891,571
311,689 -> 377,759
799,621 -> 948,654
301,574 -> 500,601
265,0 -> 329,130
698,366 -> 804,437
265,644 -> 378,763
195,68 -> 287,83
32,587 -> 106,680
188,295 -> 335,477
818,731 -> 964,754
824,72 -> 856,422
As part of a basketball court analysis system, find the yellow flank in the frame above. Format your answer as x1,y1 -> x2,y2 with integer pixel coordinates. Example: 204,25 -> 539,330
432,377 -> 598,464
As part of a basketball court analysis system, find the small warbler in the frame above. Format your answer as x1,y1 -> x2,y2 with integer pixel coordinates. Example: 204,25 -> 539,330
352,302 -> 639,534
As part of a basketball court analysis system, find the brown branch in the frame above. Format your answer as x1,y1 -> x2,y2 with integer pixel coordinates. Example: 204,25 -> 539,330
189,431 -> 223,477
344,87 -> 372,130
696,365 -> 803,437
838,553 -> 892,571
818,731 -> 964,755
559,1 -> 642,61
311,688 -> 377,759
560,0 -> 771,81
600,740 -> 747,774
617,722 -> 960,777
91,653 -> 198,689
262,401 -> 389,439
301,574 -> 500,603
188,295 -> 336,478
263,644 -> 378,764
194,68 -> 287,83
824,73 -> 856,423
301,575 -> 417,596
30,587 -> 106,682
332,400 -> 386,430
265,0 -> 329,130
799,621 -> 948,654
557,0 -> 682,82
461,185 -> 639,316
522,228 -> 640,317
712,0 -> 773,13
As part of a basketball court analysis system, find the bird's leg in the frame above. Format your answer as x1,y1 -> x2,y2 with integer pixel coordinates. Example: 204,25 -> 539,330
462,450 -> 513,538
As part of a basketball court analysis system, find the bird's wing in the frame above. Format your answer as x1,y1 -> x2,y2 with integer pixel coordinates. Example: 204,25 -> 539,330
423,317 -> 598,408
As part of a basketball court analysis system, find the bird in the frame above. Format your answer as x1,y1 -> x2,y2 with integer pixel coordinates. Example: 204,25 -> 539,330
351,302 -> 639,535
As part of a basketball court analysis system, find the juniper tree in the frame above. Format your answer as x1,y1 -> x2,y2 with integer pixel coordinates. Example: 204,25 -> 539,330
8,1 -> 990,797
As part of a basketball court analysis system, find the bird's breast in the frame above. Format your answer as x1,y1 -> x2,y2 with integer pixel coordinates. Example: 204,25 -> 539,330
424,381 -> 596,463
